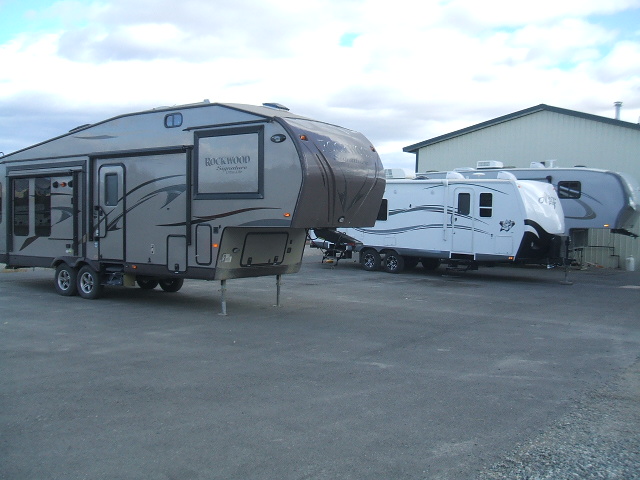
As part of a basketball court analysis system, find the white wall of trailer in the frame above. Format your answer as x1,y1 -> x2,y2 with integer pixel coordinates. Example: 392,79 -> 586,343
409,105 -> 640,268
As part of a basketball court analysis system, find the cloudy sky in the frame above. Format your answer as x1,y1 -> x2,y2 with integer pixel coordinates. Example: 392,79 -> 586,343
1,0 -> 639,172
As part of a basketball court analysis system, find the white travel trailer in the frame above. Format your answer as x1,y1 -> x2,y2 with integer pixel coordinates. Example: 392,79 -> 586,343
419,162 -> 640,237
331,173 -> 565,273
0,102 -> 385,302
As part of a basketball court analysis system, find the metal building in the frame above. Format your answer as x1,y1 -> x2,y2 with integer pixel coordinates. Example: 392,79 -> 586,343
403,104 -> 640,268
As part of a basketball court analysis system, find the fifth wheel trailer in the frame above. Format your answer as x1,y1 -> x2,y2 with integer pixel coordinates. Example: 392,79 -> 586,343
321,173 -> 565,273
0,101 -> 385,302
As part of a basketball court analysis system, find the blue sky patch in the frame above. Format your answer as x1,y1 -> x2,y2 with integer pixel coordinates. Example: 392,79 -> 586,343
339,32 -> 360,47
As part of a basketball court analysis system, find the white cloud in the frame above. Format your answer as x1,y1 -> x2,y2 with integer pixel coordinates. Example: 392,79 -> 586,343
1,0 -> 639,172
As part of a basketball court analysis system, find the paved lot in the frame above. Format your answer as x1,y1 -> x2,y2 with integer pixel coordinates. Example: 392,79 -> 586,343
1,249 -> 639,480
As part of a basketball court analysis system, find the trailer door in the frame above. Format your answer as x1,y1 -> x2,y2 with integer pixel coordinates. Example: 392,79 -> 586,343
96,165 -> 125,261
451,187 -> 474,255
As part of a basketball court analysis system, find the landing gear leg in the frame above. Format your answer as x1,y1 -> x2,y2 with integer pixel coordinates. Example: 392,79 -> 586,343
275,274 -> 282,307
219,279 -> 228,316
560,236 -> 573,286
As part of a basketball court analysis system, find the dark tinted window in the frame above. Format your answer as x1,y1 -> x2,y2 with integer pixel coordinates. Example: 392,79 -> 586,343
105,173 -> 119,206
34,177 -> 51,236
13,178 -> 29,236
377,199 -> 388,221
479,192 -> 492,217
457,193 -> 470,215
558,181 -> 581,199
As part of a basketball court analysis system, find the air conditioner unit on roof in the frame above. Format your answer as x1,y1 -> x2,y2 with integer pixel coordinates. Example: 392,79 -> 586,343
477,160 -> 504,169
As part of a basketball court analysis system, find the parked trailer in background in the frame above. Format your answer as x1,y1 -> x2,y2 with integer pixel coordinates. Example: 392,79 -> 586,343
419,162 -> 639,237
316,172 -> 565,273
0,102 -> 385,305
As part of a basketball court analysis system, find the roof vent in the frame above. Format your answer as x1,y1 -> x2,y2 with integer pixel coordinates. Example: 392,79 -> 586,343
262,103 -> 290,111
497,171 -> 517,181
446,171 -> 465,179
477,160 -> 504,169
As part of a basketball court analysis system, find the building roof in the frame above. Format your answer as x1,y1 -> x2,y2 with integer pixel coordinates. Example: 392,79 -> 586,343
403,103 -> 640,153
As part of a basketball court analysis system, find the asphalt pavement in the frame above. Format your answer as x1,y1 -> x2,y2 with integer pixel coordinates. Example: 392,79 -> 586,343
1,248 -> 639,479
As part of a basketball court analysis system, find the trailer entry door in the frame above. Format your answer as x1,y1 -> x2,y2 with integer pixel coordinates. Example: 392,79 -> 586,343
97,165 -> 125,261
451,188 -> 474,256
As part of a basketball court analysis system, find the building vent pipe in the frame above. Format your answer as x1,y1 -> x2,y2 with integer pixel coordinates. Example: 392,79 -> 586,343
614,101 -> 622,120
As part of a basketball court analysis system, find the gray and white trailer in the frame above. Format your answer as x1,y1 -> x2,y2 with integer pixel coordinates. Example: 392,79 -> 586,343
419,161 -> 640,237
330,172 -> 565,273
0,101 -> 385,303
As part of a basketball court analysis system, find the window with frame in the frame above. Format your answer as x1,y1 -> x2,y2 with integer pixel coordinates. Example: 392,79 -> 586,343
105,173 -> 119,206
164,113 -> 183,128
557,181 -> 581,199
34,177 -> 51,236
377,199 -> 388,221
13,178 -> 29,236
194,126 -> 264,199
479,192 -> 493,217
457,193 -> 471,215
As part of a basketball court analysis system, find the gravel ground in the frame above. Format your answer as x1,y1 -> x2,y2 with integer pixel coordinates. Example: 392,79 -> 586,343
476,359 -> 640,479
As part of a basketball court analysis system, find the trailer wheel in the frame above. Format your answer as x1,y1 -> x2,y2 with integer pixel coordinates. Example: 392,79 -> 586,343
360,249 -> 381,271
420,258 -> 441,271
159,278 -> 184,293
136,277 -> 159,290
77,265 -> 103,299
54,263 -> 78,296
383,251 -> 405,273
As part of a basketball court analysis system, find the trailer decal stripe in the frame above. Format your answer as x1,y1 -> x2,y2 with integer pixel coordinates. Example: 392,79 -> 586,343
157,207 -> 279,227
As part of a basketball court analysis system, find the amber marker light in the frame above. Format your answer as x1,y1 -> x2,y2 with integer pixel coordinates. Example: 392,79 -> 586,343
604,224 -> 610,227
213,243 -> 219,248
283,212 -> 291,217
299,134 -> 308,141
132,265 -> 137,269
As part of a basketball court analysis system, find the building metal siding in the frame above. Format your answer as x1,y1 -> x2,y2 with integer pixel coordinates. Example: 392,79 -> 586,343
411,106 -> 640,268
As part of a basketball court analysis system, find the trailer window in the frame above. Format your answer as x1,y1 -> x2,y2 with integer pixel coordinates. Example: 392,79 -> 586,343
34,177 -> 51,236
457,193 -> 470,216
557,181 -> 581,199
104,173 -> 119,206
479,193 -> 492,217
13,179 -> 29,236
377,199 -> 388,221
194,126 -> 264,199
164,113 -> 183,128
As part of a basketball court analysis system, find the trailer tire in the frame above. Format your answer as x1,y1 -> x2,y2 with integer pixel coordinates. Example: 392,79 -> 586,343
136,277 -> 159,290
54,263 -> 78,296
360,249 -> 381,271
383,251 -> 404,273
159,278 -> 184,293
77,265 -> 103,299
